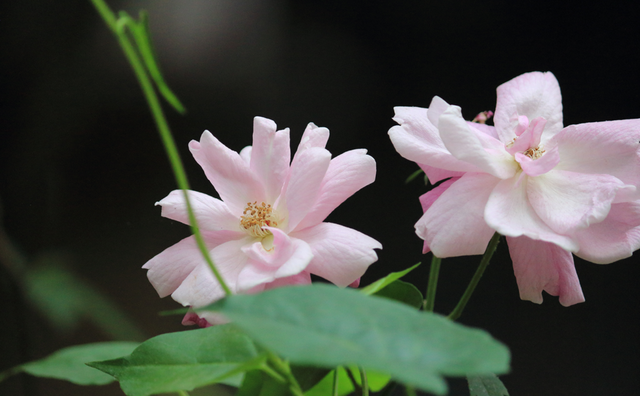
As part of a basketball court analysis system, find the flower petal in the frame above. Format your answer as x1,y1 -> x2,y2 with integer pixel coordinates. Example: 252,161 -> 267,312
171,236 -> 254,307
143,231 -> 243,298
418,177 -> 459,254
514,146 -> 560,177
574,201 -> 640,263
438,106 -> 518,179
551,119 -> 640,199
389,105 -> 481,174
238,228 -> 313,291
291,222 -> 381,286
189,131 -> 266,214
419,164 -> 465,184
507,236 -> 584,306
296,122 -> 330,154
250,117 -> 291,203
494,72 -> 564,144
282,147 -> 331,232
417,173 -> 499,257
527,170 -> 624,235
294,149 -> 376,232
156,189 -> 241,232
485,174 -> 579,251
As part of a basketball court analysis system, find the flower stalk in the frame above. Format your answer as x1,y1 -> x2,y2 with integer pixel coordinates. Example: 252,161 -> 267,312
424,254 -> 441,312
448,232 -> 501,321
88,0 -> 231,296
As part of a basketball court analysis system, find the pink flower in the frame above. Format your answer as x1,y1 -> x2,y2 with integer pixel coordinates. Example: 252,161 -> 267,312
144,117 -> 381,324
389,72 -> 640,306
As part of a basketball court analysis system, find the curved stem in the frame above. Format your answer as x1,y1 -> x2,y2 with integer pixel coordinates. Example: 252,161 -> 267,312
360,367 -> 369,396
447,232 -> 501,321
424,254 -> 441,312
89,0 -> 231,296
332,369 -> 339,396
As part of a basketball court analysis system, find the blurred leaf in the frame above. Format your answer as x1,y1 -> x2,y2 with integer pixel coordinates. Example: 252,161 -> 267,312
22,256 -> 144,341
89,325 -> 265,396
236,370 -> 265,396
204,284 -> 510,395
290,366 -> 331,392
468,374 -> 510,396
405,169 -> 425,184
18,342 -> 139,385
373,280 -> 423,309
360,263 -> 420,295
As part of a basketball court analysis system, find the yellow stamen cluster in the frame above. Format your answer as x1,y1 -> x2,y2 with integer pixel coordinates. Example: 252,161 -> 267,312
523,146 -> 545,160
240,201 -> 278,238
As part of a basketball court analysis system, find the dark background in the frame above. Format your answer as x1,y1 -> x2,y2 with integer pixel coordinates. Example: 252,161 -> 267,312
1,1 -> 639,395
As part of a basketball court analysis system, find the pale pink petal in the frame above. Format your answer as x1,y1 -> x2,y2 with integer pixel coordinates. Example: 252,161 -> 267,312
250,117 -> 291,203
505,117 -> 546,155
527,170 -> 624,234
507,236 -> 585,306
419,164 -> 465,184
418,178 -> 458,254
494,72 -> 563,144
189,131 -> 266,214
239,146 -> 252,164
467,122 -> 499,140
419,178 -> 459,213
157,190 -> 241,232
293,149 -> 376,232
283,147 -> 331,232
143,231 -> 243,298
238,228 -> 313,290
389,106 -> 481,174
515,146 -> 560,177
485,175 -> 579,251
263,271 -> 312,289
426,96 -> 450,127
438,106 -> 518,179
291,222 -> 381,287
171,236 -> 254,307
416,173 -> 498,257
296,123 -> 330,155
574,201 -> 640,263
551,119 -> 640,197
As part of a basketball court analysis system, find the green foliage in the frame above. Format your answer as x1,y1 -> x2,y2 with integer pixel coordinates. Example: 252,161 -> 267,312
204,284 -> 510,395
360,263 -> 420,295
305,367 -> 390,396
89,325 -> 264,396
467,374 -> 510,396
14,342 -> 139,385
373,280 -> 423,309
22,258 -> 144,340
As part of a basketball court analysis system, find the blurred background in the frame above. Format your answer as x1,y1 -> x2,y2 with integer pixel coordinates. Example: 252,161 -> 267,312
1,0 -> 639,395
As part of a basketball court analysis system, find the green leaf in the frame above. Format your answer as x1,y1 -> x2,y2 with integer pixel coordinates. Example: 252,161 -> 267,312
23,258 -> 145,341
468,374 -> 510,396
373,280 -> 423,309
204,284 -> 510,395
89,325 -> 264,396
360,263 -> 420,295
18,342 -> 139,385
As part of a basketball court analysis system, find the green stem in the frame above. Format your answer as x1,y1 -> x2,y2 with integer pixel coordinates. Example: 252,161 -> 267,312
359,367 -> 369,396
405,385 -> 417,396
332,369 -> 339,396
266,353 -> 304,396
88,0 -> 231,296
424,254 -> 441,311
447,232 -> 501,321
176,391 -> 189,396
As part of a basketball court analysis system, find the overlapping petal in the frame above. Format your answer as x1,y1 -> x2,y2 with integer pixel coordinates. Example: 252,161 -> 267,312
250,117 -> 291,203
417,173 -> 498,257
294,149 -> 376,232
494,72 -> 563,144
292,222 -> 381,287
157,189 -> 241,232
507,236 -> 584,306
189,131 -> 265,214
526,170 -> 624,234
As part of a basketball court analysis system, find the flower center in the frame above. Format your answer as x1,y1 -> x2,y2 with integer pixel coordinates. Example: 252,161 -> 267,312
523,146 -> 545,159
240,201 -> 278,238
